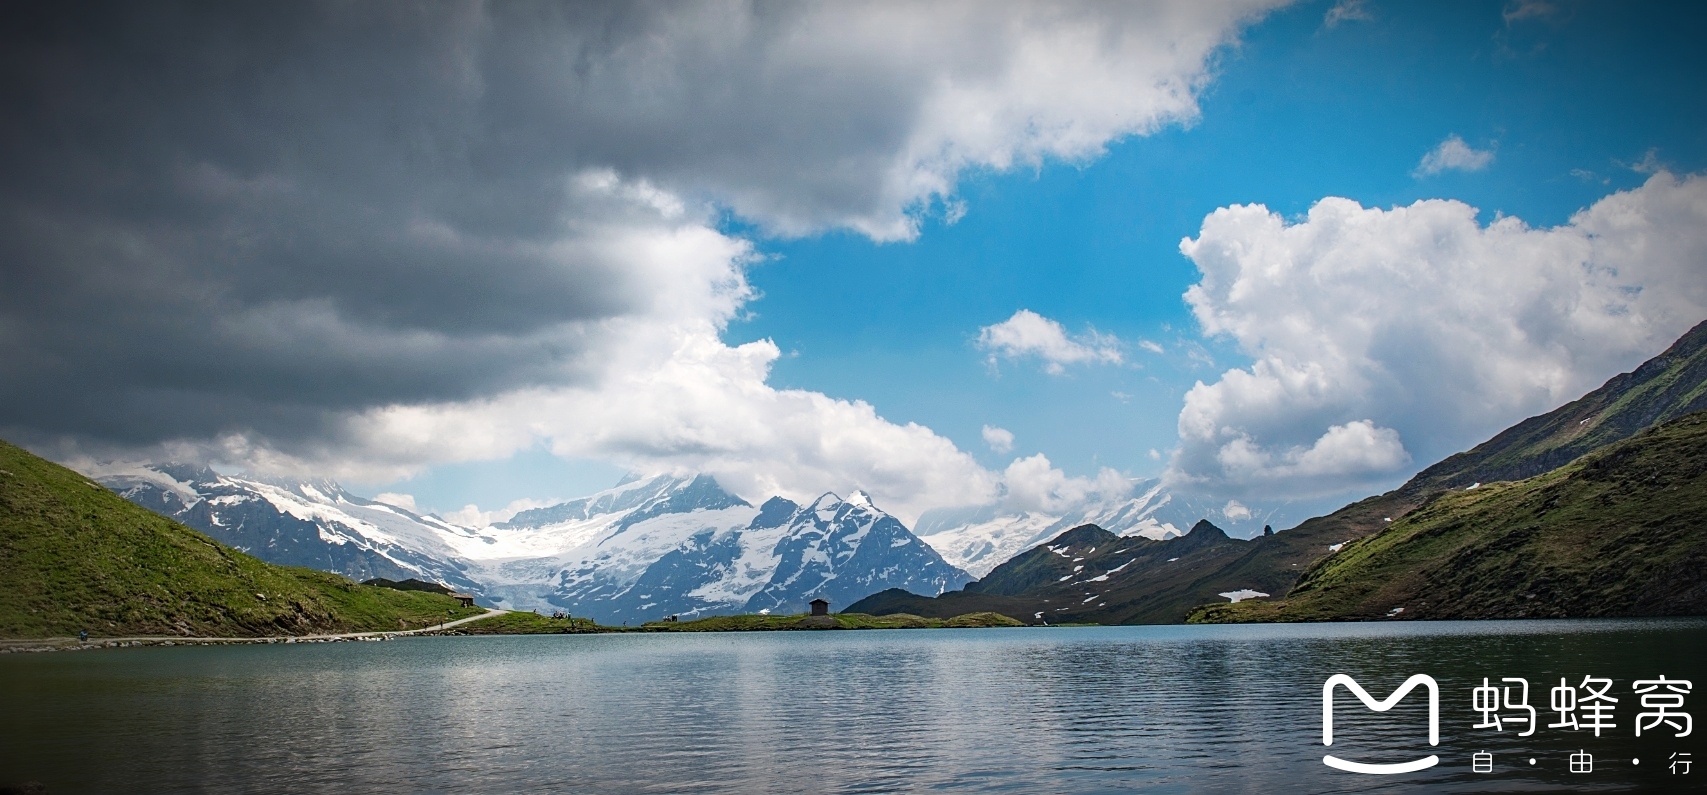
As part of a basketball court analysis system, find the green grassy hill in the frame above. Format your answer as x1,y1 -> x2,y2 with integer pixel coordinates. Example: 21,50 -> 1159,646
0,439 -> 483,639
1189,411 -> 1707,623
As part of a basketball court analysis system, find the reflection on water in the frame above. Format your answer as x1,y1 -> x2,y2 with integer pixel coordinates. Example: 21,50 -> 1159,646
2,619 -> 1703,793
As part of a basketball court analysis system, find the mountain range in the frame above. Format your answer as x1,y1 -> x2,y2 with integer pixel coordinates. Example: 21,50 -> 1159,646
83,317 -> 1707,626
92,461 -> 1242,624
93,466 -> 970,624
477,476 -> 970,623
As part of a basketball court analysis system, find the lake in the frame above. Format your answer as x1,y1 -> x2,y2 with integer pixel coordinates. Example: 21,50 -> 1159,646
2,619 -> 1703,793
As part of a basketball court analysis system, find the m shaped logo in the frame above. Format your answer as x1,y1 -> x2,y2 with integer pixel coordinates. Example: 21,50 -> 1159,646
1322,674 -> 1441,774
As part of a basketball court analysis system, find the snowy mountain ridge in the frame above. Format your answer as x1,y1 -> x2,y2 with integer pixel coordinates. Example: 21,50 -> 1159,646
912,478 -> 1232,577
93,465 -> 969,624
94,462 -> 487,592
469,478 -> 969,623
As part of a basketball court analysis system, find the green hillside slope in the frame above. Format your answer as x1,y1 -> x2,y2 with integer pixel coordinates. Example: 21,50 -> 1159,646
1403,318 -> 1707,495
0,440 -> 483,639
1189,411 -> 1707,623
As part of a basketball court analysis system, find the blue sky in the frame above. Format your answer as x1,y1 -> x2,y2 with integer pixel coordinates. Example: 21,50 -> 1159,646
368,0 -> 1707,524
7,1 -> 1704,531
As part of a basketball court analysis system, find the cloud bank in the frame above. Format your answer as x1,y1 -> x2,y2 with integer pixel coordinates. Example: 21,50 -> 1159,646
0,1 -> 1284,521
1171,171 -> 1707,501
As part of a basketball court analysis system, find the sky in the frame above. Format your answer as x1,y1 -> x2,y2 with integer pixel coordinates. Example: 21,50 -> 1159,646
3,0 -> 1706,533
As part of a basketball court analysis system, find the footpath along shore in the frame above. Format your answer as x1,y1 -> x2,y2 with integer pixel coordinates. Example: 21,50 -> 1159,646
0,608 -> 510,654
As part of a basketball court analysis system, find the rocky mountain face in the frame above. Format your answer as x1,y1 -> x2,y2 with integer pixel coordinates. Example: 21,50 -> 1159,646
1192,410 -> 1707,622
97,466 -> 968,625
95,464 -> 485,594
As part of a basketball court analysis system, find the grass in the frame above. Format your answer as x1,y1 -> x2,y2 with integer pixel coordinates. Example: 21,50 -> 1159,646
1189,411 -> 1707,623
0,439 -> 484,639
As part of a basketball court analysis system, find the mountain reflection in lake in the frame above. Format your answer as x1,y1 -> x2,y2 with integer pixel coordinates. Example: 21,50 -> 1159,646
3,620 -> 1703,794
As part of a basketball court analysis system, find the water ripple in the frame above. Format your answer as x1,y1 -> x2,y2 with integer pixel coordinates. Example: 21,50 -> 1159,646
1,619 -> 1702,793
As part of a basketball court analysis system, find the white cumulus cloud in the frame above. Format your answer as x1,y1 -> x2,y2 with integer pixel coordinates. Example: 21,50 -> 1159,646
978,309 -> 1124,374
1171,171 -> 1707,501
1000,453 -> 1130,514
982,425 -> 1016,454
1415,134 -> 1496,176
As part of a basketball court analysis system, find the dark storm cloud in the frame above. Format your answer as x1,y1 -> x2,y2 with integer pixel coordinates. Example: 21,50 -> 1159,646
0,1 -> 905,451
0,0 -> 1277,459
0,0 -> 937,451
0,2 -> 658,448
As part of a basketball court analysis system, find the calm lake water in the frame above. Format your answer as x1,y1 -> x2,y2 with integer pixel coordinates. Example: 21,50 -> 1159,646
2,619 -> 1704,793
